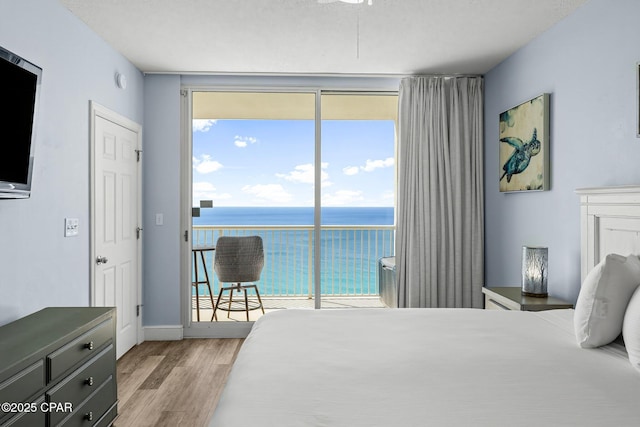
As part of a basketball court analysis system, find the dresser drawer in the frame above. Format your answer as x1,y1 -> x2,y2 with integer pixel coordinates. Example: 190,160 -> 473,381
0,361 -> 44,411
0,308 -> 116,427
54,376 -> 116,427
47,319 -> 113,382
0,396 -> 46,427
47,344 -> 115,426
92,403 -> 117,427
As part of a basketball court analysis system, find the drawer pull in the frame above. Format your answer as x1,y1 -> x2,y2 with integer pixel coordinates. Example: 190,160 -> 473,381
84,411 -> 93,421
84,341 -> 94,350
85,376 -> 94,386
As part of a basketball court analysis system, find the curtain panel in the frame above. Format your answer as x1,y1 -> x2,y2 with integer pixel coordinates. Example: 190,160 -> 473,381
396,76 -> 484,308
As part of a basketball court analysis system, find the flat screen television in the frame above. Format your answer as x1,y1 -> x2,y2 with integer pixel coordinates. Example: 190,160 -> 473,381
0,45 -> 42,199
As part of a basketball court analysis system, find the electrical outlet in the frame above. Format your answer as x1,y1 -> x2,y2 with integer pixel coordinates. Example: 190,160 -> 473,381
65,218 -> 79,237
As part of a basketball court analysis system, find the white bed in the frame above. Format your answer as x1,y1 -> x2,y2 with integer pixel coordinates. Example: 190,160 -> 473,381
209,186 -> 640,426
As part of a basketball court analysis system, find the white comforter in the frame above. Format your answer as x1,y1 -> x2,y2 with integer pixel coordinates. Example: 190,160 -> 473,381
209,308 -> 640,426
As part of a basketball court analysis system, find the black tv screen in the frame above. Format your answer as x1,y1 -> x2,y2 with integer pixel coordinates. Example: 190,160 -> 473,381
0,45 -> 41,199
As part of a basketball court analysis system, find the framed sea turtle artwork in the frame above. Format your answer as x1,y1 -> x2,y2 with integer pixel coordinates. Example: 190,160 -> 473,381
499,93 -> 550,192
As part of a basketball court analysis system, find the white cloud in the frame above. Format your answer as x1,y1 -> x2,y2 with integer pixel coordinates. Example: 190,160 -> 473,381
192,119 -> 217,132
361,157 -> 395,172
277,163 -> 330,186
193,154 -> 223,174
234,135 -> 257,148
342,157 -> 394,176
242,184 -> 293,203
322,190 -> 364,206
192,181 -> 231,205
194,182 -> 216,193
343,166 -> 360,176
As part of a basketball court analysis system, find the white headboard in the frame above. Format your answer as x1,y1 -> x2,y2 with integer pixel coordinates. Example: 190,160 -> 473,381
577,185 -> 640,282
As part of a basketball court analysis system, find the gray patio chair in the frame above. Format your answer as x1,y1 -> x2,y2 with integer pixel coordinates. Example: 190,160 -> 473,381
212,235 -> 265,321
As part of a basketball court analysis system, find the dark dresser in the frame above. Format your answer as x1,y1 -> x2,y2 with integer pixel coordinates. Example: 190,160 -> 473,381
0,307 -> 117,427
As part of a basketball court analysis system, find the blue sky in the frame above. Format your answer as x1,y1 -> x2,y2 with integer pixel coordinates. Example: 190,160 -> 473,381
192,119 -> 395,207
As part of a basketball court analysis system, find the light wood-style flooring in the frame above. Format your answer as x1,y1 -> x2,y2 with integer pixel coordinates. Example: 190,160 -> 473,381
114,339 -> 243,427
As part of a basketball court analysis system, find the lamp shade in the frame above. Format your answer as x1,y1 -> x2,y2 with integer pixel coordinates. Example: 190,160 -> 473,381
522,246 -> 548,297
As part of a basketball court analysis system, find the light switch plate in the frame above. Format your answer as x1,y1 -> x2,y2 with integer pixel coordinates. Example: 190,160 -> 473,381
65,218 -> 79,237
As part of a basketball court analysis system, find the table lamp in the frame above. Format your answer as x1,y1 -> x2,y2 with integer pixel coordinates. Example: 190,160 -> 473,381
522,246 -> 548,297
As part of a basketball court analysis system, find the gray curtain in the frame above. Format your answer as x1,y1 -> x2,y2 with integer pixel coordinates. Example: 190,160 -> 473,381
395,76 -> 484,308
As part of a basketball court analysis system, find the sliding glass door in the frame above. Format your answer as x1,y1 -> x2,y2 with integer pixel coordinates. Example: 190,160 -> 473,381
320,93 -> 397,306
190,91 -> 316,323
186,89 -> 397,324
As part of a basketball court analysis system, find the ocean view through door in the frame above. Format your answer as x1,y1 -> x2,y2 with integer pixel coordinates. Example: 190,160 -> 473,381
320,93 -> 397,300
188,90 -> 397,323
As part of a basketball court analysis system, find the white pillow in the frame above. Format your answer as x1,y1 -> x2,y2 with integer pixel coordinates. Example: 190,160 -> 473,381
574,253 -> 640,348
623,286 -> 640,372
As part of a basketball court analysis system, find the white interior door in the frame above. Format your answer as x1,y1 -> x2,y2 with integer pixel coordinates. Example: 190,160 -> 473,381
91,102 -> 142,359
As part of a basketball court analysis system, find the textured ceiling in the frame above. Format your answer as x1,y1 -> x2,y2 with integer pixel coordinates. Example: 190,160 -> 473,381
59,0 -> 587,75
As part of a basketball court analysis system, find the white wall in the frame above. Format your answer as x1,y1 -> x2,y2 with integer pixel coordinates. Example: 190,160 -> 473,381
484,0 -> 640,303
0,0 -> 144,325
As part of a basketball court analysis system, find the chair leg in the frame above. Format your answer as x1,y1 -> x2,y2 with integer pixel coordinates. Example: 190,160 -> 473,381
228,287 -> 235,318
194,283 -> 201,322
209,288 -> 217,321
212,288 -> 224,321
253,285 -> 265,314
193,251 -> 200,322
212,284 -> 264,321
244,289 -> 250,321
200,250 -> 215,317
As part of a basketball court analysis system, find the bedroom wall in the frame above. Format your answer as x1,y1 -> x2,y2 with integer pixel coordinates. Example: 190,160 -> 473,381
484,0 -> 640,303
0,0 -> 144,325
142,74 -> 182,327
9,0 -> 630,330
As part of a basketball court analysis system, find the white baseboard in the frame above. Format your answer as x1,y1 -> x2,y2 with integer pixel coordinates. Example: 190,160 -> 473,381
142,322 -> 253,341
143,325 -> 184,341
183,321 -> 253,338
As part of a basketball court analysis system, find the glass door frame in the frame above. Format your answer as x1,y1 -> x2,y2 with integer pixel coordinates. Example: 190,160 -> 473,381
180,84 -> 398,338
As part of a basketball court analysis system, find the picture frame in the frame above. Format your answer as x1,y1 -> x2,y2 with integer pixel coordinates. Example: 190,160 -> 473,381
499,93 -> 550,192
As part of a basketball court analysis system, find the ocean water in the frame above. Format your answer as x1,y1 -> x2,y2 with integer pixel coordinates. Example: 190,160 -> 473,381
192,207 -> 395,297
193,206 -> 394,226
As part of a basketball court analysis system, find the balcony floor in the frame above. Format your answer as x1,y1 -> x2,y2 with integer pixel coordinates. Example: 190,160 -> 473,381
192,295 -> 386,322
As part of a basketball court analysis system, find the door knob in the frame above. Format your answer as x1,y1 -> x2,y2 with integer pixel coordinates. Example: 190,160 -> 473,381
96,256 -> 108,265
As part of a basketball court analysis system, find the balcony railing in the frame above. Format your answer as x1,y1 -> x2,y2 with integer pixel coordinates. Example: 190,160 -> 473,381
192,225 -> 395,298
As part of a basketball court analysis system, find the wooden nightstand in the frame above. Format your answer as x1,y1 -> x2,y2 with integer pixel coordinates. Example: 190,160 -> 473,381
482,287 -> 573,311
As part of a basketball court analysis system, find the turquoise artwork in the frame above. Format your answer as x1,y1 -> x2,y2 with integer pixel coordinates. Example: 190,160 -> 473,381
499,94 -> 549,192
